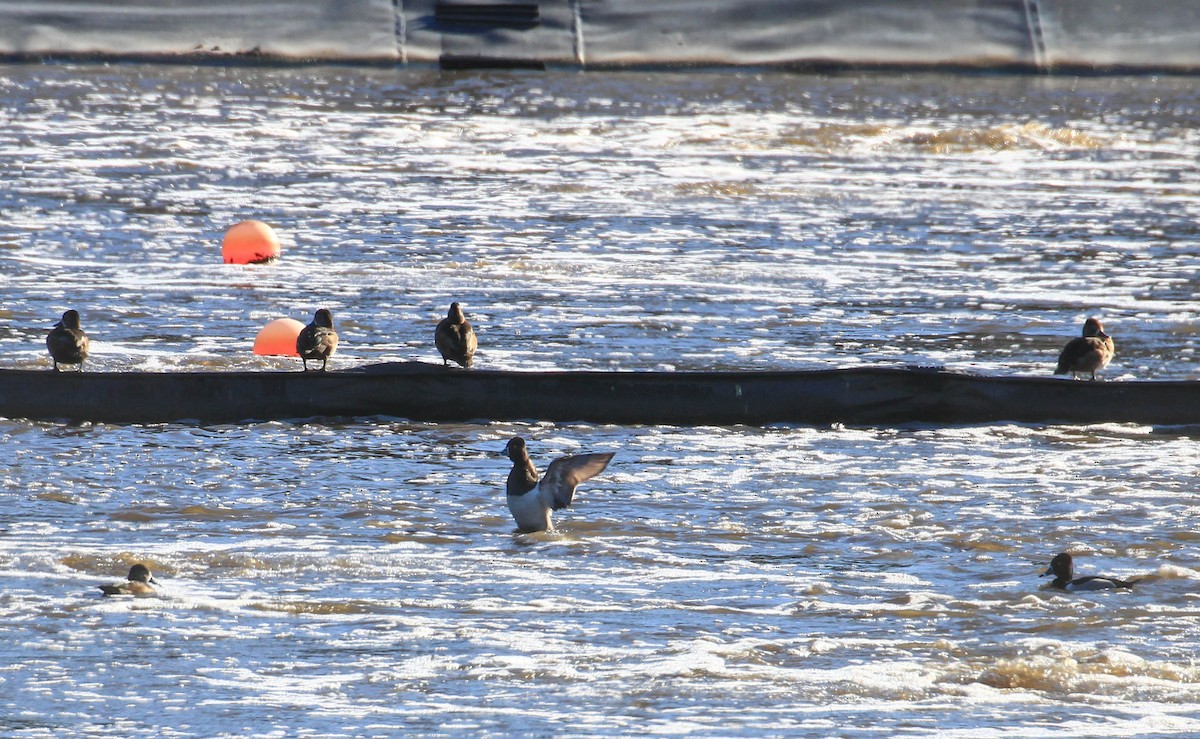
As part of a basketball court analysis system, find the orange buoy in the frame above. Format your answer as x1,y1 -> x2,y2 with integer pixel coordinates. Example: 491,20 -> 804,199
222,220 -> 281,264
253,318 -> 304,356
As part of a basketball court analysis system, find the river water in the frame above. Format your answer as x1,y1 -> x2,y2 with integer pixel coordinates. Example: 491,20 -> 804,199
1,64 -> 1199,737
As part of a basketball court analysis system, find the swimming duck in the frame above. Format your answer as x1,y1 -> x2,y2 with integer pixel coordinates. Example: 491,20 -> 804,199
1042,552 -> 1134,591
1054,317 -> 1114,380
46,309 -> 89,371
98,563 -> 158,596
501,436 -> 615,533
434,301 -> 477,368
297,308 -> 339,371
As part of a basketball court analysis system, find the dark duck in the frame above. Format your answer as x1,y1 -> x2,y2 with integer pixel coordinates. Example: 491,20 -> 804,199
435,301 -> 477,368
47,309 -> 89,371
98,563 -> 159,596
1055,317 -> 1114,380
297,308 -> 339,371
501,436 -> 614,533
1043,552 -> 1135,592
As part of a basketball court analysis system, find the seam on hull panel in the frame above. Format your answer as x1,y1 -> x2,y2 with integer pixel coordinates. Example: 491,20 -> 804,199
393,0 -> 407,64
571,0 -> 586,66
1022,0 -> 1048,70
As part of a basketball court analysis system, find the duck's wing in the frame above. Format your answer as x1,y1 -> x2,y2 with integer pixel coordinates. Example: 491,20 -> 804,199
297,325 -> 317,355
539,452 -> 615,510
461,323 -> 477,363
314,327 -> 337,354
1055,337 -> 1089,374
299,326 -> 338,358
47,327 -> 86,361
434,319 -> 454,358
99,582 -> 154,596
1069,575 -> 1133,591
435,322 -> 474,364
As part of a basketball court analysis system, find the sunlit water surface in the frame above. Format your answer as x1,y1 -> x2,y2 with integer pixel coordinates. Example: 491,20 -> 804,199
1,64 -> 1199,737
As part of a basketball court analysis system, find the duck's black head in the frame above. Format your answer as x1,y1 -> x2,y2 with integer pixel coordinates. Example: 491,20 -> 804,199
314,308 -> 334,328
128,563 -> 158,584
61,309 -> 82,330
1043,552 -> 1073,581
448,302 -> 465,322
503,436 -> 528,462
1082,317 -> 1105,338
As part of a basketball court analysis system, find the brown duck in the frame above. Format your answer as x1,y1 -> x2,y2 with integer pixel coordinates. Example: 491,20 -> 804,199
1054,317 -> 1114,380
46,309 -> 89,371
297,308 -> 339,371
98,563 -> 158,596
435,302 -> 477,368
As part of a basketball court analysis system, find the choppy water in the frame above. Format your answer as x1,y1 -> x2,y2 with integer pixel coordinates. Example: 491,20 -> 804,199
1,64 -> 1199,737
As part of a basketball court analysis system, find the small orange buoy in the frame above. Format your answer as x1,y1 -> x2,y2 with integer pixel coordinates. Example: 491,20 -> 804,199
253,318 -> 304,356
222,220 -> 281,264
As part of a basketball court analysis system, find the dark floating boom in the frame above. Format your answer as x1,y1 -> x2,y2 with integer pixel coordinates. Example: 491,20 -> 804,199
0,363 -> 1196,427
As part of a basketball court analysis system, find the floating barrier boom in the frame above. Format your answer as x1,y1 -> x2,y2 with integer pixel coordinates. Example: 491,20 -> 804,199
0,363 -> 1195,426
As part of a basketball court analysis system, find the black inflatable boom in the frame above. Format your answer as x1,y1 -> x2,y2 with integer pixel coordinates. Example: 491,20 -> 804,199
0,363 -> 1195,426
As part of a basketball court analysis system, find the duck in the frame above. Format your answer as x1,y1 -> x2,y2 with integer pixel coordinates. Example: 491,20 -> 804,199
46,309 -> 89,371
98,563 -> 158,596
434,302 -> 477,368
1042,552 -> 1134,591
1054,317 -> 1114,380
297,308 -> 339,371
501,436 -> 615,533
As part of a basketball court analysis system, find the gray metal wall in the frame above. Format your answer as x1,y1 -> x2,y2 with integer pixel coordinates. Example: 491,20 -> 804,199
1,0 -> 1197,71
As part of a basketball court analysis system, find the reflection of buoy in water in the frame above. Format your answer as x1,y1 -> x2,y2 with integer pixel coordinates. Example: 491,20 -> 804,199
222,220 -> 281,264
253,318 -> 304,356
